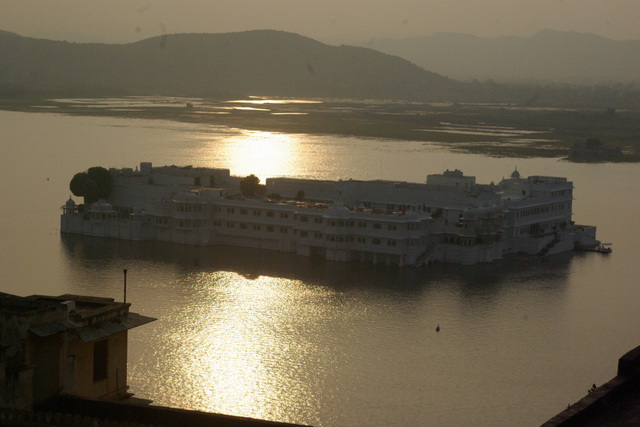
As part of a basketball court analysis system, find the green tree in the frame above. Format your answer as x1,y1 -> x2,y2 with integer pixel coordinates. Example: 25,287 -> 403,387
239,174 -> 265,196
69,166 -> 113,204
585,138 -> 603,149
69,172 -> 90,197
87,166 -> 113,199
82,180 -> 100,204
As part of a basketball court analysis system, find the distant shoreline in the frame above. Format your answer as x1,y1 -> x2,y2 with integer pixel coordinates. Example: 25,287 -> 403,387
1,96 -> 638,162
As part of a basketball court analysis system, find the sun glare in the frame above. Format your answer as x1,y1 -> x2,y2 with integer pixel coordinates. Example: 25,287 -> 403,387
163,272 -> 332,423
226,131 -> 301,181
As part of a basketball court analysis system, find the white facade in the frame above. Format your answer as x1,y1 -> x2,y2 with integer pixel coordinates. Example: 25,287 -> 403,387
61,163 -> 600,266
426,169 -> 476,188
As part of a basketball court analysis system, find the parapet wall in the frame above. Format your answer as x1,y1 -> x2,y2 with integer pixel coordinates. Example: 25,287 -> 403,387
542,345 -> 640,426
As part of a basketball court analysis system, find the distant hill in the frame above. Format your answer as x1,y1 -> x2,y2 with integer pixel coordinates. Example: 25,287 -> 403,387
362,30 -> 640,84
0,30 -> 457,99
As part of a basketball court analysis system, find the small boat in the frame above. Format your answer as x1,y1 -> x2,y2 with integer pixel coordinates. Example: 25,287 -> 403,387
575,242 -> 612,254
596,245 -> 612,254
585,244 -> 612,254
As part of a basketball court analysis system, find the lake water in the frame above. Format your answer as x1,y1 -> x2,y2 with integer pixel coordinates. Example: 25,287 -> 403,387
1,109 -> 639,426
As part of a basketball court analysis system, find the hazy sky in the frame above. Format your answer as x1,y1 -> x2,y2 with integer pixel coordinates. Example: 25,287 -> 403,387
2,0 -> 638,44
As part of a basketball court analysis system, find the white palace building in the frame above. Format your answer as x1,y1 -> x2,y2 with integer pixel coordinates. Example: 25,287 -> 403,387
61,163 -> 600,266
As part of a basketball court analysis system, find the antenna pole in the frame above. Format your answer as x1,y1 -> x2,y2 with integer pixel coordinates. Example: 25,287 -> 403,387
123,269 -> 128,304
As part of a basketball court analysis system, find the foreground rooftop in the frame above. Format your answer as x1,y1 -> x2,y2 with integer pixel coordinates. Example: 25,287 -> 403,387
543,345 -> 640,426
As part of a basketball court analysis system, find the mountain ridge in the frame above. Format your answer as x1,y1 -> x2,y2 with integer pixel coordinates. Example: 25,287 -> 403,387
363,30 -> 640,84
0,29 -> 456,100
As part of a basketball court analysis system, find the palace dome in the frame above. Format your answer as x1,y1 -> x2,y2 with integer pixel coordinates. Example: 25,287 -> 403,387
324,204 -> 351,218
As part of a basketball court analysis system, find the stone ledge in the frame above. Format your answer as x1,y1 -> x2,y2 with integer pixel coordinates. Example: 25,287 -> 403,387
542,345 -> 640,426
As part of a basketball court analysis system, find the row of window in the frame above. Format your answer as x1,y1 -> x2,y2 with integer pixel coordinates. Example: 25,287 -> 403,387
299,231 -> 428,247
210,220 -> 423,247
153,216 -> 426,239
91,213 -> 116,220
160,204 -> 431,231
518,203 -> 567,218
317,233 -> 427,247
177,204 -> 204,212
300,216 -> 418,231
215,206 -> 290,218
324,235 -> 398,246
156,215 -> 426,236
442,236 -> 492,246
178,219 -> 204,228
212,207 -> 425,230
213,220 -> 288,234
516,223 -> 554,236
238,208 -> 280,217
442,235 -> 500,246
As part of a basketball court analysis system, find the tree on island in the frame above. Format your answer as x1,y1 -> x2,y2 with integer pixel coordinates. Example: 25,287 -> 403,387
239,174 -> 266,196
585,138 -> 603,149
69,166 -> 113,204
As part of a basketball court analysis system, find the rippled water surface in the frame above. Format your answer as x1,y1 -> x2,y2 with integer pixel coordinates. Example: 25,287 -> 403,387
1,110 -> 639,426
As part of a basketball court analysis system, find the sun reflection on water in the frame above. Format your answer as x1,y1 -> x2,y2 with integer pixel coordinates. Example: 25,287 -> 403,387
156,272 -> 345,424
224,131 -> 303,181
227,99 -> 322,105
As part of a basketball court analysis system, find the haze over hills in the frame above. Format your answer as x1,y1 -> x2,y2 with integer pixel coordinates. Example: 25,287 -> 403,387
0,29 -> 457,100
2,29 -> 638,108
363,30 -> 640,85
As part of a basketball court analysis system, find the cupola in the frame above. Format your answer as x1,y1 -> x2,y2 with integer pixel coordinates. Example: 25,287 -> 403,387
510,167 -> 520,180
